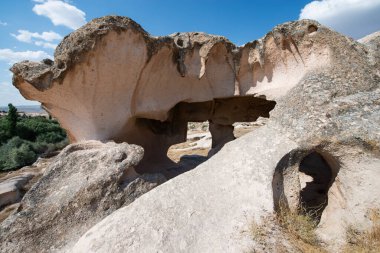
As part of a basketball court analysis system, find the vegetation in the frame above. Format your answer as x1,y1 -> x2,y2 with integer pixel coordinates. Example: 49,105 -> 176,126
344,209 -> 380,253
249,207 -> 380,253
0,104 -> 68,171
275,205 -> 325,253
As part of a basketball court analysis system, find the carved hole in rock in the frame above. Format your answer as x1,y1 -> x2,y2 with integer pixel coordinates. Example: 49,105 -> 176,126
56,60 -> 65,69
308,24 -> 318,34
133,96 -> 276,178
176,38 -> 184,47
299,151 -> 339,222
272,150 -> 339,223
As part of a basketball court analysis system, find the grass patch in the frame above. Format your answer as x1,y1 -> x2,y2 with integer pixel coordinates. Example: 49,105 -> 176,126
249,218 -> 269,244
276,205 -> 326,253
344,209 -> 380,253
248,207 -> 325,253
249,207 -> 380,253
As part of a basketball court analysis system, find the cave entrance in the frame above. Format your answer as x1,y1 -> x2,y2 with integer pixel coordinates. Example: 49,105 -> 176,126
134,96 -> 276,177
272,150 -> 340,224
298,151 -> 338,222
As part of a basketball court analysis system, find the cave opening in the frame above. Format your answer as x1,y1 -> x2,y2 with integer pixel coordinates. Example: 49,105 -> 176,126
298,151 -> 338,222
272,150 -> 340,224
133,96 -> 276,178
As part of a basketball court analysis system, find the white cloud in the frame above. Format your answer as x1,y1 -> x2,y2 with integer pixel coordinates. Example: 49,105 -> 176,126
0,21 -> 7,26
34,41 -> 57,49
11,30 -> 62,43
300,0 -> 380,39
0,49 -> 52,64
32,0 -> 86,30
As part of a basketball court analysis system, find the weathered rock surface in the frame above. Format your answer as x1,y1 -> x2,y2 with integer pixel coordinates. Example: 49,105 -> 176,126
70,22 -> 380,252
11,16 -> 330,173
0,174 -> 33,208
0,157 -> 51,223
0,158 -> 51,195
359,31 -> 380,74
0,141 -> 166,253
7,16 -> 380,252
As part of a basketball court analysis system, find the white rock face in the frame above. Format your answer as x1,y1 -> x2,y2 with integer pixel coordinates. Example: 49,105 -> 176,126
72,129 -> 380,253
73,128 -> 298,253
71,23 -> 380,252
317,153 -> 380,246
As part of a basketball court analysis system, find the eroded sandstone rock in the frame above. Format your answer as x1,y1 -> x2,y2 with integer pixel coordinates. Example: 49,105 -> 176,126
0,157 -> 53,223
70,22 -> 380,252
11,16 -> 330,173
0,141 -> 166,253
8,16 -> 380,252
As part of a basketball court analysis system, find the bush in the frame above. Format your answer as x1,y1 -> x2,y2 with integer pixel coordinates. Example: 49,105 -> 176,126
36,132 -> 66,143
0,137 -> 36,170
0,105 -> 68,171
8,143 -> 37,169
16,123 -> 37,141
16,116 -> 66,142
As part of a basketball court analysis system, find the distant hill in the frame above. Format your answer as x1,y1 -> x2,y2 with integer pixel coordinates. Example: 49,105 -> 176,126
0,105 -> 46,114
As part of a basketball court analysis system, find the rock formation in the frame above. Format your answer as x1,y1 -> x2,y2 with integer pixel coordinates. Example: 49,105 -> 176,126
0,174 -> 34,209
6,15 -> 380,252
0,157 -> 53,222
70,22 -> 379,252
11,16 -> 330,173
0,141 -> 165,253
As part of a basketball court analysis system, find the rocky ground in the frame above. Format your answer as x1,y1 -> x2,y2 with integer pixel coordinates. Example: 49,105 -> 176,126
167,119 -> 268,164
0,120 -> 265,225
0,156 -> 53,222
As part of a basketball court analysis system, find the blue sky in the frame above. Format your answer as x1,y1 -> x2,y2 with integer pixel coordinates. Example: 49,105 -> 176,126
1,0 -> 380,106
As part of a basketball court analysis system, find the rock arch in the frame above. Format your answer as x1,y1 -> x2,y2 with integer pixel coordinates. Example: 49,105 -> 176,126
132,96 -> 276,174
11,16 -> 330,173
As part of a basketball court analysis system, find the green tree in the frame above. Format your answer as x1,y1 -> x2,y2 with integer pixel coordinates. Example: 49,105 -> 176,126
0,117 -> 10,144
8,143 -> 37,169
0,110 -> 68,171
6,103 -> 18,136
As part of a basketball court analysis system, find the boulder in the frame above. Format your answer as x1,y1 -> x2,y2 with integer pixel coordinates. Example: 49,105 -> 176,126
0,158 -> 52,223
0,174 -> 34,208
0,141 -> 166,253
0,156 -> 53,221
